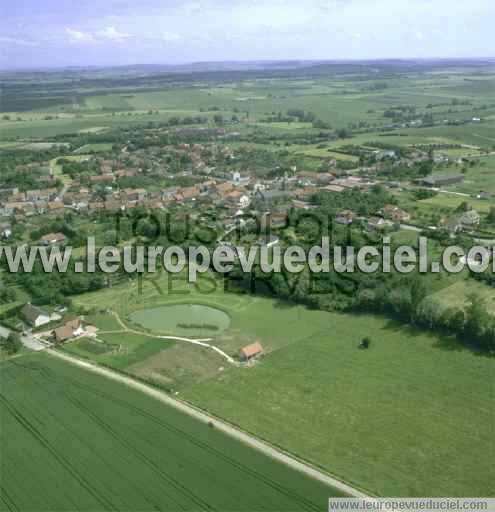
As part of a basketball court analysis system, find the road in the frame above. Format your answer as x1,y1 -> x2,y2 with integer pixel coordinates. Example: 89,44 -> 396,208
47,348 -> 370,499
0,324 -> 47,350
21,332 -> 49,351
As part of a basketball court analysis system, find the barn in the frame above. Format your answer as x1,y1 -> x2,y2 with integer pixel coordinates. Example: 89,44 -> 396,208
239,342 -> 264,362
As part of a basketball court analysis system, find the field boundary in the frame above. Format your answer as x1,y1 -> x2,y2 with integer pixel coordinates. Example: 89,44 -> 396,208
46,348 -> 372,499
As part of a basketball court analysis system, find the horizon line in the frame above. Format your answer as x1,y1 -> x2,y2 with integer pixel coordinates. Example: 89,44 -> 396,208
1,56 -> 495,73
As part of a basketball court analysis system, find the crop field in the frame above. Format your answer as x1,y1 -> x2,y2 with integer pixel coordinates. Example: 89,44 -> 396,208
0,352 -> 343,511
3,69 -> 494,144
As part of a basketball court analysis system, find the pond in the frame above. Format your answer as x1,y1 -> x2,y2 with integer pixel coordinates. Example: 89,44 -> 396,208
128,304 -> 231,336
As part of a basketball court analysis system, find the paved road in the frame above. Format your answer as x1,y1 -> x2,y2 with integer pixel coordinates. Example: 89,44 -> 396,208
21,333 -> 49,351
47,348 -> 370,499
0,324 -> 46,351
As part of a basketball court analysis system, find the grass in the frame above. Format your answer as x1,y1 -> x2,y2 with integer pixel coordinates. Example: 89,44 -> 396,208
432,279 -> 495,315
184,313 -> 495,498
71,269 -> 495,496
0,352 -> 343,511
63,332 -> 175,370
84,312 -> 122,331
418,194 -> 494,213
73,143 -> 113,153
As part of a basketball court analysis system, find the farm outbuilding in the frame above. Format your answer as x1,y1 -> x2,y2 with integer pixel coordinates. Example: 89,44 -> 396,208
239,342 -> 264,362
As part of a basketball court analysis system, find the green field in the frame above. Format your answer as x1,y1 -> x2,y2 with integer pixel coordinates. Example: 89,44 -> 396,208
418,193 -> 494,213
62,332 -> 175,370
0,352 -> 343,511
69,270 -> 495,497
432,279 -> 495,315
184,313 -> 495,497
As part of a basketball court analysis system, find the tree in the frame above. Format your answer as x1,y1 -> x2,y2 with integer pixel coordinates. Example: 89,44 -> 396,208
0,332 -> 22,355
464,294 -> 490,342
213,114 -> 224,126
359,337 -> 371,349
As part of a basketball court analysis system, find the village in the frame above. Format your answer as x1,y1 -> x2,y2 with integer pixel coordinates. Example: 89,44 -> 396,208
0,135 -> 491,251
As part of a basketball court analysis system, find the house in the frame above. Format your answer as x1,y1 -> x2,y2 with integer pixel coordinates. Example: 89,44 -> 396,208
292,199 -> 317,210
420,174 -> 464,187
88,201 -> 105,212
39,232 -> 67,246
104,200 -> 122,212
460,209 -> 480,228
295,187 -> 318,202
239,341 -> 264,362
316,173 -> 335,185
180,186 -> 201,201
0,223 -> 12,239
54,318 -> 84,343
54,325 -> 75,342
21,304 -> 51,327
374,149 -> 397,160
231,171 -> 250,187
322,184 -> 345,193
367,217 -> 391,231
381,205 -> 411,223
123,188 -> 147,202
476,191 -> 492,200
255,189 -> 291,205
90,175 -> 114,184
47,201 -> 64,212
215,182 -> 235,197
335,210 -> 355,225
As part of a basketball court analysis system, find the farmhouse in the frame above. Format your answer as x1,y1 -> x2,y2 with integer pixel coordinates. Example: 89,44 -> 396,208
21,304 -> 51,327
382,205 -> 411,223
239,341 -> 264,362
54,318 -> 84,343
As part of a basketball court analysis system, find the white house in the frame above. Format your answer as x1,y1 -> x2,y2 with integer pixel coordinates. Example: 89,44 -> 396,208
21,304 -> 51,328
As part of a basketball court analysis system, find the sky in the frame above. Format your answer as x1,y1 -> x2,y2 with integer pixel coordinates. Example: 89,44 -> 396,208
1,0 -> 494,69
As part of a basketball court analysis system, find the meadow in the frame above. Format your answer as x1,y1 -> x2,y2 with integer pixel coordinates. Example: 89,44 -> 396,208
0,352 -> 343,511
